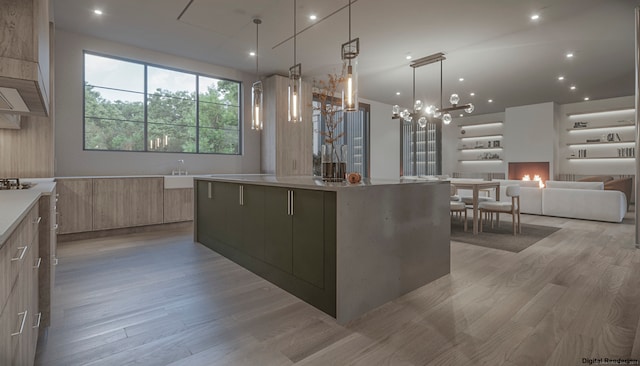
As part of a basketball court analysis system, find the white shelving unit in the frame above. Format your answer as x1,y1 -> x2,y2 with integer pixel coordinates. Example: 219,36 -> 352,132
458,121 -> 504,162
564,109 -> 635,161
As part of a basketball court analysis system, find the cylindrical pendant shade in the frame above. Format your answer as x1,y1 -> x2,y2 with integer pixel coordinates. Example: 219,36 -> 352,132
288,63 -> 302,123
251,80 -> 263,130
341,38 -> 359,112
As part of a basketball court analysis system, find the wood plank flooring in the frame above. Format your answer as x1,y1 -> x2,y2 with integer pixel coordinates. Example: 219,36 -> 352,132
35,212 -> 638,366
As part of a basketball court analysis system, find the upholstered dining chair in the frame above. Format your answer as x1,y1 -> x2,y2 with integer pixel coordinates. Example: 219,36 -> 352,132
478,185 -> 521,235
450,200 -> 467,231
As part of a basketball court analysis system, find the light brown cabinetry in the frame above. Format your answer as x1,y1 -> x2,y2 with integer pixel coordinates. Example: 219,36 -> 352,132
0,204 -> 40,366
163,188 -> 193,223
92,178 -> 164,231
56,179 -> 93,234
261,75 -> 313,176
37,187 -> 56,330
0,0 -> 50,116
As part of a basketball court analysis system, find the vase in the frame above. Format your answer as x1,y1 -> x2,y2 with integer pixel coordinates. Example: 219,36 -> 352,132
321,144 -> 347,182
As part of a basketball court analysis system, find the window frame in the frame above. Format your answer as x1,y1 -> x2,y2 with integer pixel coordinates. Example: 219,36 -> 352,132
82,50 -> 243,155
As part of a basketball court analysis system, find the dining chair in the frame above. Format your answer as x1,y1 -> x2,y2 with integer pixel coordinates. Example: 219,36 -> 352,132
478,185 -> 521,235
450,200 -> 467,231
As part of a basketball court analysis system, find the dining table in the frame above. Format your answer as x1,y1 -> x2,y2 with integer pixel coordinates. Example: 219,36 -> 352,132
450,180 -> 501,235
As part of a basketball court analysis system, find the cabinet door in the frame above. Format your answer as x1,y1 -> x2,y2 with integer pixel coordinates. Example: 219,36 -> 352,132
291,189 -> 325,288
215,182 -> 242,247
196,181 -> 218,248
93,178 -> 164,230
57,179 -> 93,234
239,185 -> 265,260
163,188 -> 194,223
264,186 -> 293,273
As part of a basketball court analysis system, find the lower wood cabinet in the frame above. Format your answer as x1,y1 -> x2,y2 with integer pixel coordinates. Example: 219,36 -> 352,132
196,180 -> 336,317
0,204 -> 40,366
93,178 -> 164,231
163,188 -> 194,223
56,179 -> 92,234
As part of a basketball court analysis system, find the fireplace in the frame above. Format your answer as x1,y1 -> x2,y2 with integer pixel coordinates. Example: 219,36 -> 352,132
508,162 -> 550,187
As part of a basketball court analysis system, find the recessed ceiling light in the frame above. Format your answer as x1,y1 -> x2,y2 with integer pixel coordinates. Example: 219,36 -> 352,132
584,97 -> 590,101
94,9 -> 103,15
249,51 -> 256,56
530,14 -> 540,21
459,114 -> 464,117
470,92 -> 475,96
566,52 -> 574,58
406,55 -> 412,60
459,77 -> 464,82
488,99 -> 493,103
396,92 -> 401,96
570,85 -> 576,90
309,14 -> 317,20
558,76 -> 565,81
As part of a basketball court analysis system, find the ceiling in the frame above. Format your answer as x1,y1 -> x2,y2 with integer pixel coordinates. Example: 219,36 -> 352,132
53,0 -> 640,115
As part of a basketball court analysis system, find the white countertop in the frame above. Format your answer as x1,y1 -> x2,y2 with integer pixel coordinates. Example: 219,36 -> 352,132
0,190 -> 41,245
21,178 -> 56,195
196,174 -> 447,191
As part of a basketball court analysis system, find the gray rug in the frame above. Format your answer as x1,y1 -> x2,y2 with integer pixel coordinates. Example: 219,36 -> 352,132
450,219 -> 561,253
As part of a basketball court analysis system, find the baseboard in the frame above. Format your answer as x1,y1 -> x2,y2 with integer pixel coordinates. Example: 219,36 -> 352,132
57,221 -> 193,243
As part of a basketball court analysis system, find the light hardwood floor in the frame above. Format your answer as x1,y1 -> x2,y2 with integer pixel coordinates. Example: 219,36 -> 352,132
35,212 -> 639,366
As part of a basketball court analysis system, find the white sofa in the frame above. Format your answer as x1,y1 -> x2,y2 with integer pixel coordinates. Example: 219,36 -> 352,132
491,179 -> 626,223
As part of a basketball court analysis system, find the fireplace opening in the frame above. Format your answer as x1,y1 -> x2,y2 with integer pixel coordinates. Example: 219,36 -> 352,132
508,162 -> 550,188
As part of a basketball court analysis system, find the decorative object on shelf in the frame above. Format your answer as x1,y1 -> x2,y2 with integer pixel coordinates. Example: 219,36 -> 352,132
573,121 -> 588,128
391,52 -> 474,126
619,147 -> 635,157
251,18 -> 264,130
586,138 -> 601,143
479,152 -> 500,160
493,140 -> 500,147
288,0 -> 302,123
341,0 -> 359,112
577,149 -> 587,158
347,172 -> 362,184
315,73 -> 348,182
461,129 -> 466,135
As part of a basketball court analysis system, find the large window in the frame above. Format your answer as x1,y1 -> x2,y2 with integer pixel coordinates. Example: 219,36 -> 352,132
312,97 -> 370,177
83,52 -> 241,154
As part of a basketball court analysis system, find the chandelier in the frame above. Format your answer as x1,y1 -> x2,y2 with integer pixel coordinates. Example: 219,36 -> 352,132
392,52 -> 474,127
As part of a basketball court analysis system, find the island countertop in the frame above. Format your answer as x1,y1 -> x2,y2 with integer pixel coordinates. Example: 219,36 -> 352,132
196,174 -> 448,191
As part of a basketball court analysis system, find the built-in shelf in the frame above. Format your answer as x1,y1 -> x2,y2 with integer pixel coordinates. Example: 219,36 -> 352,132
566,141 -> 634,146
459,133 -> 503,140
459,159 -> 504,162
566,156 -> 634,160
459,121 -> 503,128
458,147 -> 504,151
566,123 -> 634,132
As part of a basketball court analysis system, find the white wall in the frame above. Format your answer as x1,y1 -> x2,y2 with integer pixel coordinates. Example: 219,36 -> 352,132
54,29 -> 261,177
504,102 -> 557,178
362,98 -> 400,179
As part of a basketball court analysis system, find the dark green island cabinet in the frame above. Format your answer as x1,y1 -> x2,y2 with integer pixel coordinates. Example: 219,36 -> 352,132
194,175 -> 450,324
196,180 -> 337,316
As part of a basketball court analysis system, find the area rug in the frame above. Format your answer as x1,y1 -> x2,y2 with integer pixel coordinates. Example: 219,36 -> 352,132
450,219 -> 561,253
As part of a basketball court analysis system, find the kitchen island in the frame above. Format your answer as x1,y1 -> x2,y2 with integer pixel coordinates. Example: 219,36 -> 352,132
194,175 -> 450,323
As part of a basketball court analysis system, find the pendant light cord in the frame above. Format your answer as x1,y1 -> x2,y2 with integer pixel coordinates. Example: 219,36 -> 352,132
440,60 -> 443,110
348,0 -> 352,42
412,67 -> 416,113
293,0 -> 297,66
255,19 -> 260,78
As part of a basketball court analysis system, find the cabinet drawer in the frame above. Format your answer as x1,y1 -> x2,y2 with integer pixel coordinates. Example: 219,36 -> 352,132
0,224 -> 27,314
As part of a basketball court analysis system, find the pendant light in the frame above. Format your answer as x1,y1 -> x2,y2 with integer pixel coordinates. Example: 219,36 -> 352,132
251,18 -> 263,130
341,0 -> 359,112
288,0 -> 302,123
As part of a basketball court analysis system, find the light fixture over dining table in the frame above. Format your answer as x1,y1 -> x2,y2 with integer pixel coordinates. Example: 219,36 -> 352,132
392,52 -> 474,127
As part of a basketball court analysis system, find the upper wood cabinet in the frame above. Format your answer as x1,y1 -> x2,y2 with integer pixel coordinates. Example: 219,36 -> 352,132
261,75 -> 313,176
0,0 -> 50,116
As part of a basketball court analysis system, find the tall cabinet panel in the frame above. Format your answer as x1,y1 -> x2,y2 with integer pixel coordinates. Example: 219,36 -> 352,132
261,75 -> 313,176
291,189 -> 326,289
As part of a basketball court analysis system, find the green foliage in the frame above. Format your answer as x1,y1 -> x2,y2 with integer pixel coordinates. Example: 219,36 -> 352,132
84,78 -> 241,154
